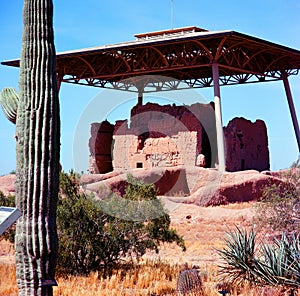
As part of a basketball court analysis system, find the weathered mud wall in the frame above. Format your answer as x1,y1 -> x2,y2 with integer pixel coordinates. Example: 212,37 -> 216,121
224,117 -> 270,172
89,103 -> 269,173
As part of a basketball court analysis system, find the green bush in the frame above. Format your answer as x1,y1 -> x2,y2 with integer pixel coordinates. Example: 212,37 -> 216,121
57,171 -> 185,277
0,171 -> 185,276
0,191 -> 15,207
0,191 -> 16,243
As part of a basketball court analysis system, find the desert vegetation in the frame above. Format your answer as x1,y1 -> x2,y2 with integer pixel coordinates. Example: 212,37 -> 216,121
0,161 -> 299,295
255,158 -> 300,235
217,227 -> 299,295
215,161 -> 299,295
1,258 -> 298,295
57,171 -> 185,277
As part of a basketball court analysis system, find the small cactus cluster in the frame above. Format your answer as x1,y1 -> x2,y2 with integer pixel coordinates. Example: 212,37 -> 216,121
0,87 -> 19,124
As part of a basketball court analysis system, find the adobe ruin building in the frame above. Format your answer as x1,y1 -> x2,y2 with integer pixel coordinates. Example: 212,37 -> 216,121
89,102 -> 270,174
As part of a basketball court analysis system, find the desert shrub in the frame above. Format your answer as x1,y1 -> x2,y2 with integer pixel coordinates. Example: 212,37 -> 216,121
0,191 -> 16,243
57,187 -> 104,275
0,191 -> 15,207
217,226 -> 300,290
59,169 -> 81,198
255,158 -> 300,234
57,171 -> 185,277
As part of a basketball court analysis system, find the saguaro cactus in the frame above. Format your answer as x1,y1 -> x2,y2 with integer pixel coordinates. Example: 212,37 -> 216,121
14,0 -> 60,295
0,87 -> 19,124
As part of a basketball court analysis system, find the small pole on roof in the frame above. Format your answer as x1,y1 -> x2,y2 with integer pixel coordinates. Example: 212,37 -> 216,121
171,0 -> 174,30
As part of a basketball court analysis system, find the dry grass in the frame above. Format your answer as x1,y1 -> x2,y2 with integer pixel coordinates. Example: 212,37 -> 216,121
219,201 -> 257,210
55,260 -> 180,296
0,259 -> 182,296
0,263 -> 17,296
1,260 -> 299,296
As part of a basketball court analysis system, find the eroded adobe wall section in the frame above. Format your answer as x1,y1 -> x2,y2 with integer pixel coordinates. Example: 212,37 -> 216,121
224,117 -> 270,172
127,102 -> 217,169
112,131 -> 198,171
89,120 -> 114,174
88,103 -> 270,173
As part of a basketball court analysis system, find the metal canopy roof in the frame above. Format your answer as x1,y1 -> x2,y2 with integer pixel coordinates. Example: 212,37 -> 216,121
2,26 -> 300,92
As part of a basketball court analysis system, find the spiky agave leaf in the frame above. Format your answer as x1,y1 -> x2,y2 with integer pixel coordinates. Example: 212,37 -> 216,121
217,225 -> 258,286
287,234 -> 300,280
255,242 -> 285,286
0,87 -> 19,124
274,233 -> 300,287
256,233 -> 300,287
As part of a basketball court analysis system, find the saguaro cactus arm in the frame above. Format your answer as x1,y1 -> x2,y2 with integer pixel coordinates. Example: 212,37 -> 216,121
0,87 -> 19,124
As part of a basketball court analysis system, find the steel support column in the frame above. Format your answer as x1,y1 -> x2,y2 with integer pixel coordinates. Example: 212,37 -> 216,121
136,81 -> 145,106
212,61 -> 226,172
138,89 -> 143,106
282,74 -> 300,151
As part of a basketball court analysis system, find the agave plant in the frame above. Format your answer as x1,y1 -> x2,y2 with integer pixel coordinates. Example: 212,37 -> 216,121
286,234 -> 300,284
217,225 -> 258,286
256,233 -> 300,287
218,226 -> 300,290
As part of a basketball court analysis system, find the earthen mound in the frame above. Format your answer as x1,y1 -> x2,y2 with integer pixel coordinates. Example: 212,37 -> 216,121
81,167 -> 287,206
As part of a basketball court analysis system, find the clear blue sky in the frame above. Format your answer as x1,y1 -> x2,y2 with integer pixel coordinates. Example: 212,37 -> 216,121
0,0 -> 299,175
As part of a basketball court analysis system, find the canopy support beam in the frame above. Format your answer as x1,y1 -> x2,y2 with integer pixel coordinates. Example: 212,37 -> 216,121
212,61 -> 226,172
282,73 -> 300,151
138,88 -> 143,106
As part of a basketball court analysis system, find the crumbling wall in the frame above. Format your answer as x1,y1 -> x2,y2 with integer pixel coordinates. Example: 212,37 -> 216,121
89,121 -> 114,174
112,134 -> 139,171
129,102 -> 217,167
224,117 -> 270,172
112,131 -> 198,171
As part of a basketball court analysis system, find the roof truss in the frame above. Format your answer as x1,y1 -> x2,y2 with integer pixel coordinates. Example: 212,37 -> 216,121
53,33 -> 300,92
2,29 -> 300,93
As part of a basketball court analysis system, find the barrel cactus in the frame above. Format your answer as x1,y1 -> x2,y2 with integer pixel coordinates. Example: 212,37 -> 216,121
0,87 -> 19,124
14,0 -> 60,295
177,268 -> 204,295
